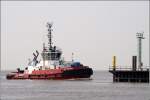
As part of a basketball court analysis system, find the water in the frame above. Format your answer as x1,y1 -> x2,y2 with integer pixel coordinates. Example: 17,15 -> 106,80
0,71 -> 150,100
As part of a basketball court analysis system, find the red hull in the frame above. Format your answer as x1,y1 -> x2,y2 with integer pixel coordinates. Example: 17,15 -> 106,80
6,67 -> 93,80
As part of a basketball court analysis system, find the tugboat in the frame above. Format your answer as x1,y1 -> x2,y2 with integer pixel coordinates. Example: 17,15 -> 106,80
6,22 -> 93,80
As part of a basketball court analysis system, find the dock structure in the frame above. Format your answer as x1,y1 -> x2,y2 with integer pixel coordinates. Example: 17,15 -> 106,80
109,67 -> 149,83
109,32 -> 149,83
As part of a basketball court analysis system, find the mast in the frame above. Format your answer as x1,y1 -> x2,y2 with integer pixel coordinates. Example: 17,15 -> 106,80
43,43 -> 46,67
47,22 -> 53,50
72,53 -> 74,62
136,32 -> 145,70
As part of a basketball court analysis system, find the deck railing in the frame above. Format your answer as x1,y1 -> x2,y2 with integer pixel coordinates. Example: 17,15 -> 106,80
109,66 -> 150,71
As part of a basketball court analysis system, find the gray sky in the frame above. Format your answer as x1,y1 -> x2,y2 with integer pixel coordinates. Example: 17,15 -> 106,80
1,1 -> 149,70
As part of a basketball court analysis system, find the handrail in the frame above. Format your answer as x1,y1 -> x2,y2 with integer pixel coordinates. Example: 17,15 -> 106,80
109,66 -> 150,71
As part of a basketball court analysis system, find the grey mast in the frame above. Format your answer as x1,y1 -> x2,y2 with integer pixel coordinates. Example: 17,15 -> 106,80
136,32 -> 145,70
41,23 -> 62,62
47,22 -> 53,50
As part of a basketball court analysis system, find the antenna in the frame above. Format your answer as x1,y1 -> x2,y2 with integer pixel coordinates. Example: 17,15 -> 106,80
43,43 -> 46,68
72,53 -> 74,62
47,22 -> 53,50
136,32 -> 145,70
43,43 -> 46,51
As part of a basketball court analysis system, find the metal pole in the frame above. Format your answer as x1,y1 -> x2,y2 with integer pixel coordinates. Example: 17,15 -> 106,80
47,22 -> 53,50
112,56 -> 116,71
136,32 -> 144,70
43,43 -> 45,69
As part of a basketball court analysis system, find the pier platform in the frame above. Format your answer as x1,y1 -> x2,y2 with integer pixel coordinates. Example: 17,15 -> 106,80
109,67 -> 149,83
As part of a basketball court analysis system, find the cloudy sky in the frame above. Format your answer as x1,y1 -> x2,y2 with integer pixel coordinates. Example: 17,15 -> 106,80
1,1 -> 149,70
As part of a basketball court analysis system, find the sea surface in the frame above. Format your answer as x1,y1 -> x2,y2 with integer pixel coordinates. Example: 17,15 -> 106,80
0,71 -> 149,100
